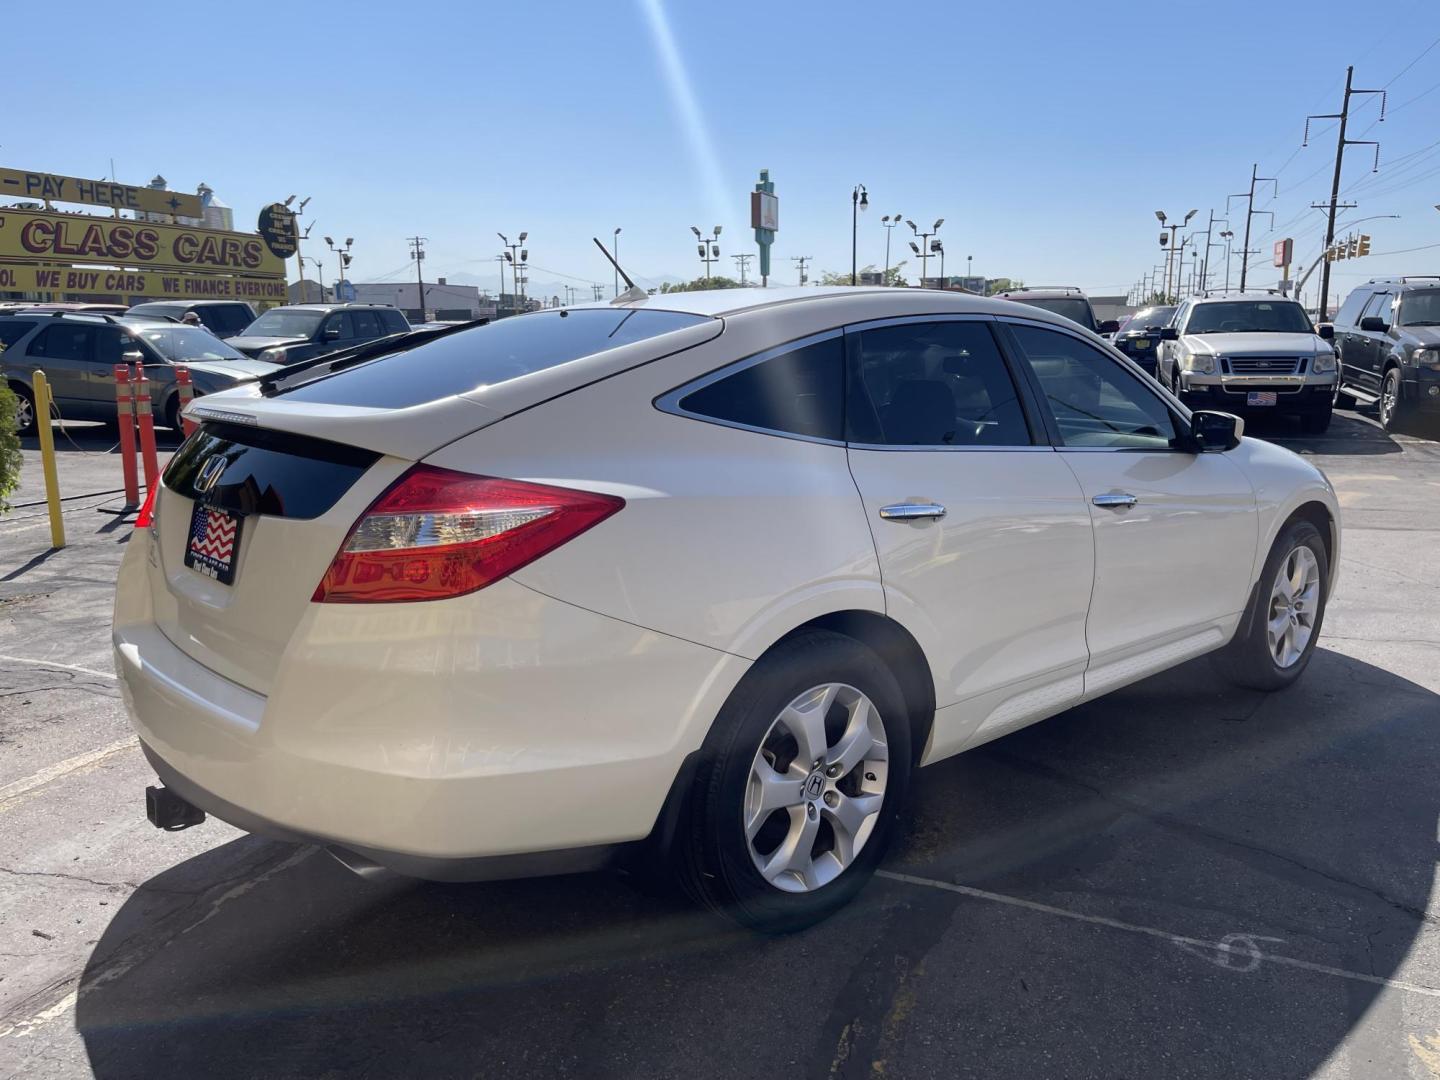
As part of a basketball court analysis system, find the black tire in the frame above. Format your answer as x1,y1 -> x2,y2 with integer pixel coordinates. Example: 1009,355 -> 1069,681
1213,519 -> 1329,692
1300,406 -> 1332,435
675,630 -> 912,933
1379,367 -> 1409,433
10,383 -> 37,437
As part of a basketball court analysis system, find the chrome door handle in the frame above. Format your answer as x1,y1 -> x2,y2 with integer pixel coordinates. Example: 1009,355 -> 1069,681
1092,493 -> 1138,509
879,502 -> 947,521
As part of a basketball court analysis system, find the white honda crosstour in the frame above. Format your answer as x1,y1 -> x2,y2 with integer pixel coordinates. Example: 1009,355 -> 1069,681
114,287 -> 1339,931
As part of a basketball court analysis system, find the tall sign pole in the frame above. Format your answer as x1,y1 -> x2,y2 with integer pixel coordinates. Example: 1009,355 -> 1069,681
751,169 -> 778,287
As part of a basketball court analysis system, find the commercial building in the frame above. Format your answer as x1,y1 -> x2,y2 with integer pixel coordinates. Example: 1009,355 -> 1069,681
351,279 -> 495,322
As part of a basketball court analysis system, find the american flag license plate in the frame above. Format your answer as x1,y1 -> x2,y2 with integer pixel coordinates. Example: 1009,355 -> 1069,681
184,504 -> 242,585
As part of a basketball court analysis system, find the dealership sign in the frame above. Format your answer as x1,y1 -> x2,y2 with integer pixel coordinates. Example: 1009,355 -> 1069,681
0,167 -> 204,217
0,264 -> 287,302
0,208 -> 286,277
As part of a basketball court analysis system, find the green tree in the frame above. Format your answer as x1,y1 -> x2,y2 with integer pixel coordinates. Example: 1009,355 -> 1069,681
818,262 -> 909,287
659,276 -> 744,293
984,277 -> 1024,295
0,345 -> 21,514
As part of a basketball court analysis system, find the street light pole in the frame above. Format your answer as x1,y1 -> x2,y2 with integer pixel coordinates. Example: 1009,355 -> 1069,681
691,225 -> 721,283
498,231 -> 529,315
850,184 -> 868,285
1154,209 -> 1196,301
1219,231 -> 1234,292
880,213 -> 901,286
906,217 -> 944,286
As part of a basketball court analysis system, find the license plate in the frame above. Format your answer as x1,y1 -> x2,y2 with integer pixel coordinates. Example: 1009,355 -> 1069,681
184,504 -> 242,585
1133,338 -> 1151,349
1247,391 -> 1278,407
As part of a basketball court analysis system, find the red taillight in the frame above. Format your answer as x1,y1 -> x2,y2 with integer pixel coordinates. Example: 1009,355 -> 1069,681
312,464 -> 624,604
135,484 -> 159,528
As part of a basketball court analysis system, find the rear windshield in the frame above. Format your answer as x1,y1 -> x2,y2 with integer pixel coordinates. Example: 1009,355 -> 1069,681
276,308 -> 713,408
1009,296 -> 1094,329
1121,306 -> 1175,332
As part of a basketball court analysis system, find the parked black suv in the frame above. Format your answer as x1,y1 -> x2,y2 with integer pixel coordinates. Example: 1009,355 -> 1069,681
227,303 -> 410,364
1332,277 -> 1440,433
126,300 -> 257,340
1111,305 -> 1176,377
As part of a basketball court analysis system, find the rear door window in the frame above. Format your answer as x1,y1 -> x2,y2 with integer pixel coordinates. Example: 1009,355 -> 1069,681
1334,289 -> 1371,328
349,310 -> 383,339
0,319 -> 38,348
276,308 -> 713,407
848,320 -> 1032,446
30,324 -> 97,362
676,334 -> 844,441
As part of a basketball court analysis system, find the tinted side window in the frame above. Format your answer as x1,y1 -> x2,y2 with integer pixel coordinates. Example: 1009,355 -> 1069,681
30,325 -> 96,362
379,309 -> 409,333
349,310 -> 383,339
0,319 -> 38,348
850,321 -> 1031,447
1334,289 -> 1370,328
1361,292 -> 1392,325
217,306 -> 252,334
679,336 -> 844,441
1011,324 -> 1178,449
96,327 -> 147,366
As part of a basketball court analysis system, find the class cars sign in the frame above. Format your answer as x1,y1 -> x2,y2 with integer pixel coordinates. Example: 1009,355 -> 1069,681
0,208 -> 286,277
0,265 -> 288,302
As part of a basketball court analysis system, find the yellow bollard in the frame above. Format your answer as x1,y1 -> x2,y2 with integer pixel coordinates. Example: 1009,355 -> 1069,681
31,371 -> 65,550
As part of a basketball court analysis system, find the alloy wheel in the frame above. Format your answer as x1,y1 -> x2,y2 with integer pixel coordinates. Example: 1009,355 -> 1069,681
744,682 -> 888,894
14,392 -> 34,434
1266,545 -> 1321,668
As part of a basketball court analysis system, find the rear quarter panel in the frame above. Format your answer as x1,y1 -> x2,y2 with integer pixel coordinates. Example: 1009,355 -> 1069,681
424,308 -> 886,660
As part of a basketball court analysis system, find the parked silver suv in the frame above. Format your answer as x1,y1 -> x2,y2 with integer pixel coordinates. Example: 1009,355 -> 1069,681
2,312 -> 276,435
1156,292 -> 1338,433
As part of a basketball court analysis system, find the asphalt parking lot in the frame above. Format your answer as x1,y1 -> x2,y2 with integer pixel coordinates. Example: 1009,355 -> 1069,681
2,411 -> 1439,1080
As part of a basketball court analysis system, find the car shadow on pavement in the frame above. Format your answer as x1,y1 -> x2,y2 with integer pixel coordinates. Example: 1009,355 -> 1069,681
1247,407 -> 1405,456
76,648 -> 1437,1080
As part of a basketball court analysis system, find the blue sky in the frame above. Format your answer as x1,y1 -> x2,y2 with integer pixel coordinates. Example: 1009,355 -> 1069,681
6,0 -> 1439,308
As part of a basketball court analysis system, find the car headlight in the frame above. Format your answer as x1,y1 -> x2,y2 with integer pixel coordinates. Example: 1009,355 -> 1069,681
258,348 -> 286,364
1312,351 -> 1336,374
1180,352 -> 1215,374
1414,347 -> 1440,371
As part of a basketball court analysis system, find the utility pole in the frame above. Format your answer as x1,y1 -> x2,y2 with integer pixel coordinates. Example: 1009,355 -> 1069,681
494,255 -> 508,316
1306,66 -> 1385,319
1226,164 -> 1276,292
591,284 -> 604,301
408,236 -> 427,321
791,255 -> 812,286
732,253 -> 753,285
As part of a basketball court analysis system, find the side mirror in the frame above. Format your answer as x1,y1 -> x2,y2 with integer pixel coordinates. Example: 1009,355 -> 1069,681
1098,319 -> 1121,335
1358,316 -> 1387,332
1159,327 -> 1179,341
1187,410 -> 1243,452
121,349 -> 144,363
1317,324 -> 1335,340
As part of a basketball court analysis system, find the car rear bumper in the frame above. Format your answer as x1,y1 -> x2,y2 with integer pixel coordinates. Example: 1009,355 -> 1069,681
114,531 -> 749,874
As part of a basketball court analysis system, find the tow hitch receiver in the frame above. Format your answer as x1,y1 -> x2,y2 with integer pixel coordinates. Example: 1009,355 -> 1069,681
146,785 -> 206,831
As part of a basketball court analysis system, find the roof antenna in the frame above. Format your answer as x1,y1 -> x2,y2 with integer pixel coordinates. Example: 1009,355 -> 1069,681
593,237 -> 647,303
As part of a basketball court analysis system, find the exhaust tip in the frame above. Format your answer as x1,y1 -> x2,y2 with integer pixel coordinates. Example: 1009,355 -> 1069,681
145,785 -> 206,831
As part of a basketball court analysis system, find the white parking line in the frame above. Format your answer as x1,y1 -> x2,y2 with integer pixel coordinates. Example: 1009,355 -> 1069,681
0,737 -> 138,813
0,653 -> 116,680
879,869 -> 1440,999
